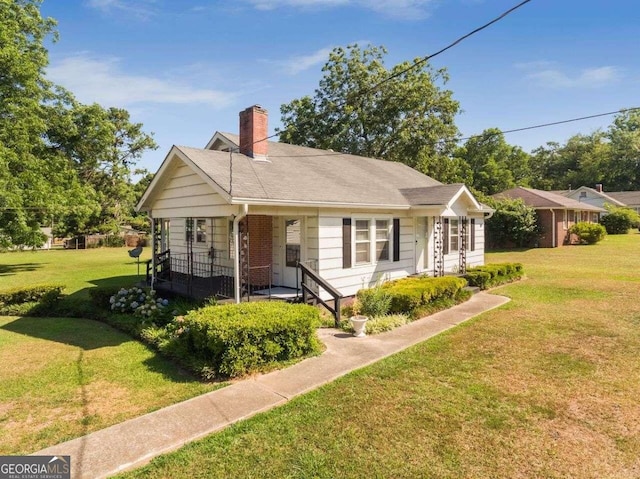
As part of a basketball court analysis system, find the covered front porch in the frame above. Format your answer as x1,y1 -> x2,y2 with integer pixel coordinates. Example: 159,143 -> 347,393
147,213 -> 319,302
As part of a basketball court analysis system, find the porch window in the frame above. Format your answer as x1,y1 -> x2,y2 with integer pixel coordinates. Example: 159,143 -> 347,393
450,219 -> 459,252
355,220 -> 370,264
196,219 -> 207,243
376,220 -> 390,261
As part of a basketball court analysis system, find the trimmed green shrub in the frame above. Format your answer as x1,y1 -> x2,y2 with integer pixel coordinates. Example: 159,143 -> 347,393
362,314 -> 410,334
172,302 -> 321,378
464,263 -> 524,290
600,206 -> 640,234
89,286 -> 122,309
0,284 -> 64,315
381,276 -> 467,316
569,222 -> 607,244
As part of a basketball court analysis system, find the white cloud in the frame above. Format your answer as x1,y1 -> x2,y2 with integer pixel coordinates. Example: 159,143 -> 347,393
518,62 -> 621,88
274,46 -> 334,74
266,40 -> 370,75
86,0 -> 157,19
245,0 -> 435,19
47,54 -> 235,108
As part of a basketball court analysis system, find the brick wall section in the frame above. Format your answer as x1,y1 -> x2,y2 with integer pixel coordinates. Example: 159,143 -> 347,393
246,215 -> 272,287
537,209 -> 577,247
239,105 -> 268,158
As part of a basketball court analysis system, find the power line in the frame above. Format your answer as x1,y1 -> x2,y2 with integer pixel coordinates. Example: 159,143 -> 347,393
456,107 -> 640,143
242,0 -> 533,148
265,107 -> 639,158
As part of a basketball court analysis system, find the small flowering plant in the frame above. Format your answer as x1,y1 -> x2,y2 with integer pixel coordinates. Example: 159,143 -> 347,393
109,287 -> 170,324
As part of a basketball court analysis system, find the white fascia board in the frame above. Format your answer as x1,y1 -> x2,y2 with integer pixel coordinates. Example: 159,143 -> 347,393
204,131 -> 239,150
173,148 -> 233,203
447,185 -> 482,210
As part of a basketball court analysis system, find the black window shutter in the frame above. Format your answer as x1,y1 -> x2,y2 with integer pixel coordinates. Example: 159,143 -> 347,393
443,218 -> 449,255
393,218 -> 400,262
342,218 -> 352,269
470,219 -> 476,252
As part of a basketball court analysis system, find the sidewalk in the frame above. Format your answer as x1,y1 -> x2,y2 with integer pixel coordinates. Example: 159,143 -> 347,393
35,292 -> 510,479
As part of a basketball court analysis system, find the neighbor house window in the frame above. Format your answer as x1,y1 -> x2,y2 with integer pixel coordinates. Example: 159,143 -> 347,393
563,210 -> 568,230
355,220 -> 370,264
375,220 -> 389,261
580,191 -> 587,198
196,219 -> 207,243
450,219 -> 459,252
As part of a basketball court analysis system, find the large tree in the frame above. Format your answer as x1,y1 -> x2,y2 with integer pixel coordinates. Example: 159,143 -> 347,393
0,0 -> 157,246
454,128 -> 531,195
606,109 -> 640,191
278,44 -> 463,182
0,0 -> 63,247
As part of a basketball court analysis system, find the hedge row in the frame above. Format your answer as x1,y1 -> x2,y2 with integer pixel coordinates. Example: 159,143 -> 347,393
164,302 -> 322,378
0,284 -> 64,316
464,263 -> 524,290
381,276 -> 468,316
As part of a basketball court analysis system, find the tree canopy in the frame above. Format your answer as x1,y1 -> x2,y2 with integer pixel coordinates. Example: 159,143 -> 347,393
278,44 -> 466,182
0,0 -> 156,247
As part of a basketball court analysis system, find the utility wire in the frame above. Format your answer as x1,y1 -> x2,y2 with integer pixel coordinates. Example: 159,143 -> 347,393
265,107 -> 639,158
241,0 -> 533,148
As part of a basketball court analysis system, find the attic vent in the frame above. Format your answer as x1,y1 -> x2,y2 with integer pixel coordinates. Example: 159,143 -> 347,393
580,191 -> 587,198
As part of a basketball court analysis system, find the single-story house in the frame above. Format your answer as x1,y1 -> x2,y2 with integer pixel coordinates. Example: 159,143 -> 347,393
137,105 -> 492,302
560,185 -> 640,216
495,187 -> 605,248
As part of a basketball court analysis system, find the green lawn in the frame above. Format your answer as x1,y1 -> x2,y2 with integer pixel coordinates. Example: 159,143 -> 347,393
120,233 -> 640,479
0,248 -> 151,297
0,248 -> 220,454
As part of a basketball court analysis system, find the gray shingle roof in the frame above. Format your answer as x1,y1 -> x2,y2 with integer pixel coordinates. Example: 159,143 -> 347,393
606,190 -> 640,206
495,187 -> 605,212
173,134 -> 462,207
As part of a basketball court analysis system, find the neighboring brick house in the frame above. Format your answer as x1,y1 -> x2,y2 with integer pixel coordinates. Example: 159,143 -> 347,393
137,105 -> 493,302
495,187 -> 605,248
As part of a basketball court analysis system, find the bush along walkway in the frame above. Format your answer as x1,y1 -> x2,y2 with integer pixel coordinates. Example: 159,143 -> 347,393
34,292 -> 509,479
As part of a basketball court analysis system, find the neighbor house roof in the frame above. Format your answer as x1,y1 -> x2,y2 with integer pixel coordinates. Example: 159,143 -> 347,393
558,186 -> 626,206
495,187 -> 605,212
138,132 -> 487,211
606,190 -> 640,206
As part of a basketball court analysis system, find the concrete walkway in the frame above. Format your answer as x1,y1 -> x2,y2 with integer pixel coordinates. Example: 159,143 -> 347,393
35,292 -> 509,479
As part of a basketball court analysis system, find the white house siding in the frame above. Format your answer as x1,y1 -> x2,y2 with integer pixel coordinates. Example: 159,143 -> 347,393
467,216 -> 485,268
150,161 -> 235,219
316,213 -> 415,299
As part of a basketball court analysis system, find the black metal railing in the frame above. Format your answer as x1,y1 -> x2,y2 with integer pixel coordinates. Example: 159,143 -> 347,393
146,249 -> 171,285
170,251 -> 234,298
298,262 -> 343,327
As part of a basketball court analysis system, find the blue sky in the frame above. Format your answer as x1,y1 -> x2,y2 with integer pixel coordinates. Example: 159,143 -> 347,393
41,0 -> 639,174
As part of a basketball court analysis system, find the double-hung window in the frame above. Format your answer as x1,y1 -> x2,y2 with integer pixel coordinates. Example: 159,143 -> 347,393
450,219 -> 459,252
355,220 -> 370,264
196,219 -> 207,243
375,220 -> 390,261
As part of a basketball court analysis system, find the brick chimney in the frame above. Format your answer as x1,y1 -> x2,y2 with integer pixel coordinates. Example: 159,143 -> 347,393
595,183 -> 603,193
239,105 -> 268,160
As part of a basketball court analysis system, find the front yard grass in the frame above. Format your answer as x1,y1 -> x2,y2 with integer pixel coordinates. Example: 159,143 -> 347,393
0,315 -> 218,455
120,233 -> 640,479
0,248 -> 150,297
0,248 -> 221,455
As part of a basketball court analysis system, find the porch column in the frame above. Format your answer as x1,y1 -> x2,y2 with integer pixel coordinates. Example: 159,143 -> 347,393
150,216 -> 156,288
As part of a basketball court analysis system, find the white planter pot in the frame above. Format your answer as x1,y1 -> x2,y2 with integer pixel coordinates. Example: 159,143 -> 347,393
350,315 -> 369,337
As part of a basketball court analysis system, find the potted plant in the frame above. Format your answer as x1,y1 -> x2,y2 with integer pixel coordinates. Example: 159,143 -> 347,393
349,300 -> 368,337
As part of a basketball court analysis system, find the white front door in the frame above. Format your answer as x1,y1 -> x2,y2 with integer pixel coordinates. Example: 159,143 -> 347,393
415,217 -> 428,273
282,217 -> 303,288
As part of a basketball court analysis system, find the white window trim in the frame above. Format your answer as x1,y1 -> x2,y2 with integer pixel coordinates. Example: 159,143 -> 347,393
351,215 -> 393,267
195,218 -> 208,244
